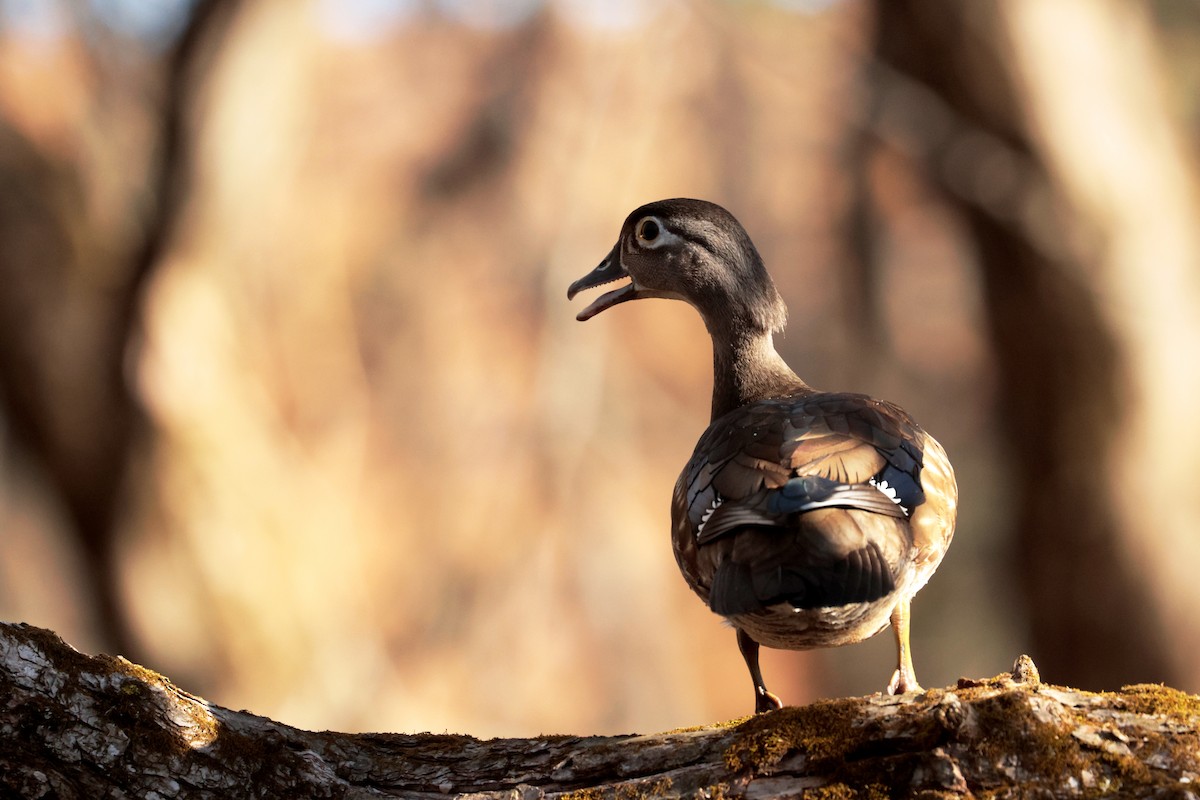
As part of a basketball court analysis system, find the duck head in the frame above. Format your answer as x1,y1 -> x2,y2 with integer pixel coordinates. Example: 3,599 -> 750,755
567,198 -> 787,337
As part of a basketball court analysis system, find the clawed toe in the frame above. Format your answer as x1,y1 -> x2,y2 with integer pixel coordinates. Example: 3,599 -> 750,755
887,668 -> 923,695
755,687 -> 783,714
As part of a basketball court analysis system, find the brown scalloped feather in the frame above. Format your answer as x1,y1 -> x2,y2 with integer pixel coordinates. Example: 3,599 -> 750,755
783,431 -> 887,485
710,453 -> 790,496
909,434 -> 958,560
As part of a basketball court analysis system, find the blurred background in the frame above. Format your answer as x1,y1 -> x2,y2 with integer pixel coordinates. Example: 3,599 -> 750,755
1,0 -> 1199,738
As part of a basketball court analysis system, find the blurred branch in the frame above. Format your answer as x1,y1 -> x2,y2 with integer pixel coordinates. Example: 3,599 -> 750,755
418,13 -> 548,203
838,114 -> 886,380
4,622 -> 1199,797
863,58 -> 1075,264
869,0 -> 1178,691
125,0 -> 244,308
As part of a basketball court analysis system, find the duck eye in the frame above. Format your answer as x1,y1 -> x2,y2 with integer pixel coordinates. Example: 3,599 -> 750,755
636,218 -> 660,243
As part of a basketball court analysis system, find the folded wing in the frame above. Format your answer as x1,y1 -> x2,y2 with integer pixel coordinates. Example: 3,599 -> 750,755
673,392 -> 933,614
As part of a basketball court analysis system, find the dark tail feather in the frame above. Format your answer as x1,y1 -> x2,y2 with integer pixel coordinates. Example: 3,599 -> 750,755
709,561 -> 766,615
710,542 -> 895,615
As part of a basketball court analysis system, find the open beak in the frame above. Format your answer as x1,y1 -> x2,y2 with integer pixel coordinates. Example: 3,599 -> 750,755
567,245 -> 641,321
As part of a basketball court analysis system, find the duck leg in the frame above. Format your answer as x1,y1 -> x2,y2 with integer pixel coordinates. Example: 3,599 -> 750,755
886,598 -> 922,694
737,628 -> 783,714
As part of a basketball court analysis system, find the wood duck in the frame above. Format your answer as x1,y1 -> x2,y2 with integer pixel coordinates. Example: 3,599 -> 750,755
568,199 -> 958,714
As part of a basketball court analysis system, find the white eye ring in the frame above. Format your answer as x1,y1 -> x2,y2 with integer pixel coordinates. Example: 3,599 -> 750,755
636,217 -> 661,243
631,216 -> 680,250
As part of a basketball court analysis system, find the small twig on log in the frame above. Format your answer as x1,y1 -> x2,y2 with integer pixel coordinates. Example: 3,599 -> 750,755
2,622 -> 1198,798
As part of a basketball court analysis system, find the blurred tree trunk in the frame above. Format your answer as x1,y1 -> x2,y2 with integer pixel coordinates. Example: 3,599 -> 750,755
869,0 -> 1200,691
0,112 -> 142,655
0,0 -> 241,657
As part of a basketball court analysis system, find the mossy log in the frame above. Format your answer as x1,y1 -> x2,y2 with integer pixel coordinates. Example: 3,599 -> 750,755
2,622 -> 1199,798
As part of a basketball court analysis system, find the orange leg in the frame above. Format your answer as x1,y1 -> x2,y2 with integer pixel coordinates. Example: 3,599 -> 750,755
886,598 -> 922,694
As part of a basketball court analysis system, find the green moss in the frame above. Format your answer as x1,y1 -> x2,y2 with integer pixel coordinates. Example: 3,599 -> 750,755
959,684 -> 1200,795
971,692 -> 1079,774
97,655 -> 226,756
970,689 -> 1129,792
700,781 -> 731,800
558,787 -> 604,800
559,777 -> 673,800
955,670 -> 1027,692
723,699 -> 862,773
805,783 -> 856,799
1107,685 -> 1200,791
721,695 -> 962,798
661,716 -> 752,735
805,783 -> 890,799
619,777 -> 672,798
108,655 -> 172,686
1117,684 -> 1200,719
719,683 -> 1200,797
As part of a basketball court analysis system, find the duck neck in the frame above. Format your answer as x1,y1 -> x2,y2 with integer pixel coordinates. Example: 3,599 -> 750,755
710,329 -> 806,420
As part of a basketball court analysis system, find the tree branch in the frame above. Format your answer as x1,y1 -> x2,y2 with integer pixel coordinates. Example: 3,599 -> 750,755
2,622 -> 1197,798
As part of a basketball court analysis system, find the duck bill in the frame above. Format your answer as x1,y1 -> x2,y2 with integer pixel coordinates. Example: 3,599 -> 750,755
567,247 -> 641,321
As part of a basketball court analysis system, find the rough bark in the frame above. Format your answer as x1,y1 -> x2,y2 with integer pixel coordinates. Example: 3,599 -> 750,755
2,623 -> 1198,799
